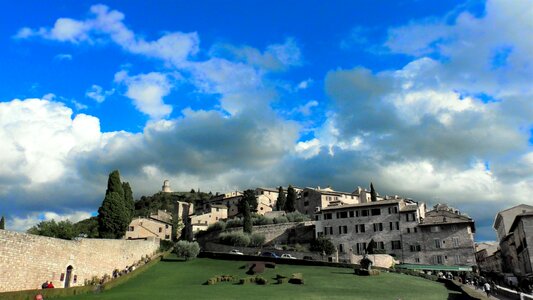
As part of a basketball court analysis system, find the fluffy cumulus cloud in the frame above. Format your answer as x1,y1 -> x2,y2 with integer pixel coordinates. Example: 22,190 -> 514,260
114,71 -> 173,119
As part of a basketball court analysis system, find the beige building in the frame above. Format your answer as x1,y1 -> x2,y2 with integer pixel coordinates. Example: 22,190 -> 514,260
297,185 -> 382,216
190,205 -> 228,233
475,241 -> 501,273
125,217 -> 172,241
206,191 -> 243,217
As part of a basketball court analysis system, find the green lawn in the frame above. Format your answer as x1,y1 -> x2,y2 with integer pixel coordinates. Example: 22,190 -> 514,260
63,255 -> 464,300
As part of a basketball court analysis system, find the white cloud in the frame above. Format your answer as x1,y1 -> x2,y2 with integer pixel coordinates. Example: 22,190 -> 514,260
114,71 -> 173,119
85,84 -> 115,103
16,4 -> 199,67
295,138 -> 321,159
297,79 -> 313,90
7,211 -> 93,232
296,100 -> 318,116
54,53 -> 73,61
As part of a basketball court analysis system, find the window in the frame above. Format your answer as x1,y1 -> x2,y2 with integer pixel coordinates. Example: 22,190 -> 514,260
451,225 -> 457,231
407,228 -> 411,234
391,240 -> 402,250
415,257 -> 420,263
361,210 -> 369,217
414,227 -> 418,233
159,227 -> 163,233
390,222 -> 393,230
349,211 -> 355,218
165,224 -> 169,229
390,222 -> 399,230
434,239 -> 441,249
337,211 -> 348,219
452,237 -> 459,248
338,225 -> 348,234
430,226 -> 441,233
304,201 -> 309,206
324,213 -> 332,220
376,241 -> 385,250
373,223 -> 383,232
323,226 -> 333,235
303,191 -> 309,197
339,244 -> 344,253
356,242 -> 367,255
410,245 -> 421,252
434,255 -> 443,264
129,226 -> 134,231
371,208 -> 381,216
405,213 -> 416,222
355,224 -> 365,233
356,210 -> 360,217
454,255 -> 460,264
165,235 -> 170,239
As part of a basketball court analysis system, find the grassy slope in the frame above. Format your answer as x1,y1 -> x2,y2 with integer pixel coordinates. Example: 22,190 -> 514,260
62,256 -> 462,300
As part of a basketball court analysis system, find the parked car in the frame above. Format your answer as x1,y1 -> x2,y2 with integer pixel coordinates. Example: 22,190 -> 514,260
302,256 -> 314,260
260,251 -> 280,258
281,254 -> 297,259
229,249 -> 244,255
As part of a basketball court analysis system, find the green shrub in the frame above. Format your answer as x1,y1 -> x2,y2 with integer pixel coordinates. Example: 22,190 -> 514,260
249,233 -> 266,247
226,218 -> 243,228
173,240 -> 200,260
207,221 -> 226,232
159,240 -> 174,252
286,212 -> 310,222
219,231 -> 250,246
255,276 -> 267,285
253,215 -> 274,225
294,243 -> 308,252
310,237 -> 336,255
273,216 -> 289,224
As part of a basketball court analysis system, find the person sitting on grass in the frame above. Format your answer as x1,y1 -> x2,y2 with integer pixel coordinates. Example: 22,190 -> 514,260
35,294 -> 44,300
47,281 -> 55,288
41,281 -> 49,289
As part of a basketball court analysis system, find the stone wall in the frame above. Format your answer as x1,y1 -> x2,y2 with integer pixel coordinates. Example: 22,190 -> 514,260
196,221 -> 316,248
0,229 -> 160,293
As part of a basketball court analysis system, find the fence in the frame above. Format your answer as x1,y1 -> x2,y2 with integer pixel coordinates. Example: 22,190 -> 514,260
495,284 -> 533,300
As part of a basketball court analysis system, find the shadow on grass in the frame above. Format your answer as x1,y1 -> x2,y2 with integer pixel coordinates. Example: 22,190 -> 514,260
161,257 -> 188,263
330,271 -> 354,275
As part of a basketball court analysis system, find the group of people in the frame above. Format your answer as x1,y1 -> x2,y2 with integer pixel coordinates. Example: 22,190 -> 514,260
41,281 -> 55,289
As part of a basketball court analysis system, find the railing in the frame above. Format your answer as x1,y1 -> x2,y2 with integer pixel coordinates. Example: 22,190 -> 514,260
495,284 -> 533,300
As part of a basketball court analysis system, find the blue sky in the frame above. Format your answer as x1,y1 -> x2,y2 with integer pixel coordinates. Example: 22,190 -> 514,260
0,0 -> 531,241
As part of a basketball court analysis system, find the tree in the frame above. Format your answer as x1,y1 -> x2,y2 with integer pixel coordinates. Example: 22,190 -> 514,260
106,170 -> 124,199
366,239 -> 377,254
275,186 -> 286,211
122,182 -> 135,220
310,237 -> 336,255
284,185 -> 297,212
370,182 -> 377,202
238,190 -> 256,234
27,220 -> 76,240
0,216 -> 5,230
174,240 -> 200,260
98,192 -> 129,238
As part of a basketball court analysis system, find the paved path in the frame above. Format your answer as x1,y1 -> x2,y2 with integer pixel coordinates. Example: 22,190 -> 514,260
461,283 -> 517,300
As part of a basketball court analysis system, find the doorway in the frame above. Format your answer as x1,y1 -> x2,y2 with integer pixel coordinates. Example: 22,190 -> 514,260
65,265 -> 73,288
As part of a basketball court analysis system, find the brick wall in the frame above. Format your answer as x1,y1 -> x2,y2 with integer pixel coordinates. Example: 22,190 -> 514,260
0,229 -> 159,293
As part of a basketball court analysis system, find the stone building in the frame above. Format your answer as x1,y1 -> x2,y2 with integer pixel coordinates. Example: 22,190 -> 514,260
315,200 -> 476,268
493,204 -> 533,275
205,191 -> 243,217
162,180 -> 172,193
189,205 -> 228,233
125,216 -> 172,241
475,241 -> 501,274
509,212 -> 533,278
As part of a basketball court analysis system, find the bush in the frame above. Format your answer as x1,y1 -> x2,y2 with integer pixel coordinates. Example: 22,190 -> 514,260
249,233 -> 266,247
289,273 -> 304,284
159,240 -> 174,252
173,240 -> 200,260
294,243 -> 308,252
286,211 -> 310,222
310,237 -> 336,255
207,221 -> 226,232
226,218 -> 243,228
255,276 -> 267,285
219,231 -> 250,246
253,215 -> 274,225
273,216 -> 289,224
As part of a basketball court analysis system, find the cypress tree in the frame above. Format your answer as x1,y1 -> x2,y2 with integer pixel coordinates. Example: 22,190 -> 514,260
370,182 -> 377,202
106,170 -> 124,199
243,202 -> 252,234
122,182 -> 135,220
276,186 -> 286,211
0,216 -> 5,230
98,192 -> 129,238
284,185 -> 297,212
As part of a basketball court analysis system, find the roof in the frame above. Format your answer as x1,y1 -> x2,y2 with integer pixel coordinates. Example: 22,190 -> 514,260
493,204 -> 533,229
418,209 -> 475,231
509,212 -> 533,233
396,264 -> 473,272
321,199 -> 401,211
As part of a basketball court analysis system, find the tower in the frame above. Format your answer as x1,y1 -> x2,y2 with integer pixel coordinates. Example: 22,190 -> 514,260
162,180 -> 172,193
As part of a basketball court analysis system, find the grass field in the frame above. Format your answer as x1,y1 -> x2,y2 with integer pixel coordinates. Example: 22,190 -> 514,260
62,255 -> 464,300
